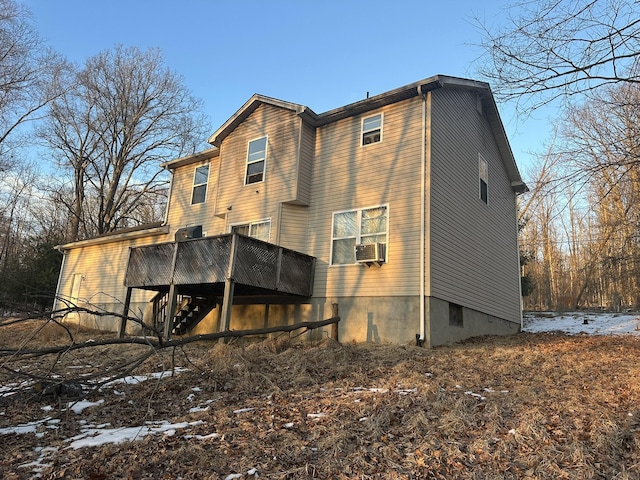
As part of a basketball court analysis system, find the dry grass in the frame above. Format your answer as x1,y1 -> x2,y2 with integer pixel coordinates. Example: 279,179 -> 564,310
0,319 -> 639,479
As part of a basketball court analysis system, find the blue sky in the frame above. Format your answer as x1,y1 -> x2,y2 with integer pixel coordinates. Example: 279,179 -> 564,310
24,0 -> 553,177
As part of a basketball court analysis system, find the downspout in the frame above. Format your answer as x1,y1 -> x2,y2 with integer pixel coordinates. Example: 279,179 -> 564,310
162,165 -> 174,226
515,192 -> 525,330
418,87 -> 427,345
52,245 -> 67,313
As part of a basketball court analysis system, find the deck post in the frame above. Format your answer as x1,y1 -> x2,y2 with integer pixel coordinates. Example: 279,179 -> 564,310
219,233 -> 238,339
163,241 -> 181,339
331,303 -> 339,341
118,287 -> 133,338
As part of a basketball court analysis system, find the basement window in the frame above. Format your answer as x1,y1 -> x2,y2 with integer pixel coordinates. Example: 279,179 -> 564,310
362,114 -> 382,146
191,164 -> 209,204
449,303 -> 463,327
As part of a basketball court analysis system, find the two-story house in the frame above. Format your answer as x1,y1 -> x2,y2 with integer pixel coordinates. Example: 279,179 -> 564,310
53,75 -> 528,347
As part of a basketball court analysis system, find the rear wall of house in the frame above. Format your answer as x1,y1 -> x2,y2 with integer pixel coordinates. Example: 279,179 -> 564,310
307,97 -> 424,342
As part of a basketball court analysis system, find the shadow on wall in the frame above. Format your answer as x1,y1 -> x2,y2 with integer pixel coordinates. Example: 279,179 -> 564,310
367,312 -> 380,343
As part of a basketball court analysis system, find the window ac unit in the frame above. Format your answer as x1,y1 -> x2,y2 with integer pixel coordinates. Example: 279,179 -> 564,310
355,242 -> 386,264
175,225 -> 203,242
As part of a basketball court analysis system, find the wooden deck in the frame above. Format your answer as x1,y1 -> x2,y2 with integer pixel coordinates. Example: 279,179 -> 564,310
120,233 -> 315,337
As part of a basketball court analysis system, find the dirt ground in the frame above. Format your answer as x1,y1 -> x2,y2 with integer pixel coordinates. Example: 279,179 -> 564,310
0,318 -> 639,479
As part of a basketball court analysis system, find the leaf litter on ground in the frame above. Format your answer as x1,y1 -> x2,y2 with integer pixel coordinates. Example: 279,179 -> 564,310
0,313 -> 638,479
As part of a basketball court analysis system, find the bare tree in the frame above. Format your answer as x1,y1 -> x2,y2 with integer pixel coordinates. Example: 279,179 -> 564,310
0,0 -> 68,173
41,45 -> 210,241
475,0 -> 640,112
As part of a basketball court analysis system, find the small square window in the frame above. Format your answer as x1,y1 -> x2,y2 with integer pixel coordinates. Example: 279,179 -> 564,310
479,154 -> 488,204
362,114 -> 382,146
191,164 -> 209,204
449,303 -> 463,327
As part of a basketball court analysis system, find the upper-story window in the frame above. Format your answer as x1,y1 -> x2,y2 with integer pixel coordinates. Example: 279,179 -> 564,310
191,164 -> 209,204
245,136 -> 267,184
331,205 -> 388,265
479,154 -> 488,204
362,114 -> 382,146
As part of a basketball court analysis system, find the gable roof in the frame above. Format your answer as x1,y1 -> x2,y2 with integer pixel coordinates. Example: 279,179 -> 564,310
207,75 -> 527,193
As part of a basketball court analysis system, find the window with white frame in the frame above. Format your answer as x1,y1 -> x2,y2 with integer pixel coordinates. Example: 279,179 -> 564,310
331,205 -> 388,265
191,164 -> 209,204
245,136 -> 267,184
362,114 -> 382,146
231,219 -> 271,243
479,154 -> 488,204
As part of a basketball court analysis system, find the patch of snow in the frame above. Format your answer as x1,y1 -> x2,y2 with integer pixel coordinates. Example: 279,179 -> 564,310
233,407 -> 254,414
65,420 -> 204,449
0,381 -> 31,397
191,432 -> 219,440
18,446 -> 58,473
523,312 -> 640,336
398,388 -> 417,395
68,399 -> 104,414
0,420 -> 43,435
307,413 -> 326,419
368,388 -> 389,393
465,391 -> 487,401
189,406 -> 209,413
100,367 -> 188,388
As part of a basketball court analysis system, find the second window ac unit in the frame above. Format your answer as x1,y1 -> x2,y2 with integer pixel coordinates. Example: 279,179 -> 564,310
355,242 -> 386,264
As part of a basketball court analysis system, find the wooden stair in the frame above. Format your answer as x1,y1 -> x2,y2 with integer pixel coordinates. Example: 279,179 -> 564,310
172,296 -> 215,335
150,293 -> 215,337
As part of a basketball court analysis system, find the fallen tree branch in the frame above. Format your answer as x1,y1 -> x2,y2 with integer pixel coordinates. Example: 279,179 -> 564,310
0,316 -> 341,357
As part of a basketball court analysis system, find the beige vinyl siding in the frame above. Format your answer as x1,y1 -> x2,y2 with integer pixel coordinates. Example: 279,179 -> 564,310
216,104 -> 303,223
278,203 -> 309,253
54,234 -> 168,322
429,87 -> 521,322
165,156 -> 227,237
308,97 -> 424,298
294,120 -> 315,206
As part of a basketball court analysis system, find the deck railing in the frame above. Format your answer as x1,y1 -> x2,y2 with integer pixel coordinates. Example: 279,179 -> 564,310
124,233 -> 315,297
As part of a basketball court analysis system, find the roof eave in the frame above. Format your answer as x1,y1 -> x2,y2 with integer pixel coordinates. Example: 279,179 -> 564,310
55,223 -> 170,251
160,147 -> 219,170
